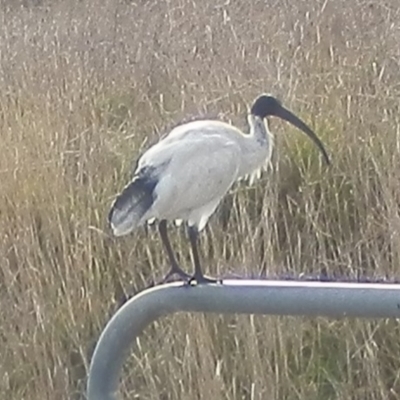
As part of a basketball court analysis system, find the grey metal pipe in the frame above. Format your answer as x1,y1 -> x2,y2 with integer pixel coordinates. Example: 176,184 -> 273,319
87,279 -> 400,400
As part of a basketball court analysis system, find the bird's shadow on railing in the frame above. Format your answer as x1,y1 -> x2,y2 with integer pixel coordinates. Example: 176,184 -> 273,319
114,270 -> 400,312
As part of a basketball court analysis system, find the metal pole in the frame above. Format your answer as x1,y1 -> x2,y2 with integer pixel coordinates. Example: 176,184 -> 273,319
87,279 -> 400,400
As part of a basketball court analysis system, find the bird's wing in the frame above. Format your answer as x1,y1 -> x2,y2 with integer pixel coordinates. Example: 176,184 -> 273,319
137,120 -> 243,173
162,120 -> 242,143
139,133 -> 241,224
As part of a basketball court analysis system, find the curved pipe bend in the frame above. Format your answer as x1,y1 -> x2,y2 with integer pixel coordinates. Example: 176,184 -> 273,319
87,279 -> 400,400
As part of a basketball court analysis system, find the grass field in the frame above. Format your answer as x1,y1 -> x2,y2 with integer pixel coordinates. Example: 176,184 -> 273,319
1,0 -> 400,399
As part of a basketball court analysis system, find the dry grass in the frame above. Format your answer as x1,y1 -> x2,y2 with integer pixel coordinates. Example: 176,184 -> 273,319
1,0 -> 400,399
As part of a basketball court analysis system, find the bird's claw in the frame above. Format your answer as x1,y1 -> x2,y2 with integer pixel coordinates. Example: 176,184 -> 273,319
158,264 -> 191,284
156,264 -> 223,286
187,274 -> 222,286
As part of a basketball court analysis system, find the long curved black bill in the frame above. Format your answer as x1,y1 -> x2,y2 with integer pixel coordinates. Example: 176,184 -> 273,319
274,106 -> 330,165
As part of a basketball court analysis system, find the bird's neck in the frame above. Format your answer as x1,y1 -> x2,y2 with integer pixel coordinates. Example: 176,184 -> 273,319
249,114 -> 270,144
237,114 -> 273,178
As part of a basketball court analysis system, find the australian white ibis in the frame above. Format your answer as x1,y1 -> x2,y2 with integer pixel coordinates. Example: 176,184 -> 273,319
108,94 -> 330,284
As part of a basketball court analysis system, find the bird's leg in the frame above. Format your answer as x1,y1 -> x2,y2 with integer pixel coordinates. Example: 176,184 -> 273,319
187,225 -> 218,284
158,220 -> 190,282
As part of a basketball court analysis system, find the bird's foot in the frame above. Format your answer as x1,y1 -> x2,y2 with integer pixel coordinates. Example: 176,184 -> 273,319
158,264 -> 191,284
188,273 -> 222,286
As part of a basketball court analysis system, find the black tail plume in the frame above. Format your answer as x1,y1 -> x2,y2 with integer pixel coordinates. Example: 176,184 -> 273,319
108,173 -> 158,236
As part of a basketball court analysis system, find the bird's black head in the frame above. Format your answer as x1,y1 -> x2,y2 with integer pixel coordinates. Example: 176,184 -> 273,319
249,93 -> 331,165
250,95 -> 282,119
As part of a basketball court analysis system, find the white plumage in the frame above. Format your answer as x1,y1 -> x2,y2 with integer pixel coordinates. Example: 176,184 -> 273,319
110,117 -> 270,235
108,95 -> 330,283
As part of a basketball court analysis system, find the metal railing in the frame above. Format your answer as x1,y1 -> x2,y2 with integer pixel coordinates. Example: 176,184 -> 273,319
87,279 -> 400,400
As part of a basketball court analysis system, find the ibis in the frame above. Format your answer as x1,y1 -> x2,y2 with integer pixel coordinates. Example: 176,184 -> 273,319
108,95 -> 330,284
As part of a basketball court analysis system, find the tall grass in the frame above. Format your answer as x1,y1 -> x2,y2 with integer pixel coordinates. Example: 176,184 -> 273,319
1,0 -> 400,398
